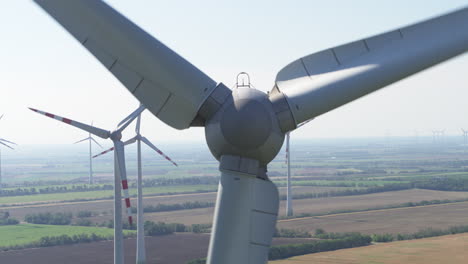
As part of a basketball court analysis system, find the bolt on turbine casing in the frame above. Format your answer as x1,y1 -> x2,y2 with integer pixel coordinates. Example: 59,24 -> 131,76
205,87 -> 285,170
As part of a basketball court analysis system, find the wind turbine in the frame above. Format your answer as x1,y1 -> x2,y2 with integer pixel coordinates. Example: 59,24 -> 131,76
74,124 -> 102,184
93,109 -> 178,264
29,105 -> 145,264
284,120 -> 310,217
462,129 -> 468,146
32,1 -> 468,263
0,115 -> 16,191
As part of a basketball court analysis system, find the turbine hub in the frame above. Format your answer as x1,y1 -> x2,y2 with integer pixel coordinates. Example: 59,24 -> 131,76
205,88 -> 285,168
110,131 -> 122,141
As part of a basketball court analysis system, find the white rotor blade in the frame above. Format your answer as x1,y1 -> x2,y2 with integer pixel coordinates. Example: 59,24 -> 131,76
92,137 -> 137,158
140,136 -> 178,167
73,137 -> 90,144
90,137 -> 103,148
33,0 -> 218,129
135,114 -> 141,135
114,140 -> 133,225
116,105 -> 145,133
29,108 -> 110,139
0,138 -> 17,145
273,7 -> 468,126
117,105 -> 145,128
92,146 -> 115,159
0,141 -> 14,150
0,114 -> 3,120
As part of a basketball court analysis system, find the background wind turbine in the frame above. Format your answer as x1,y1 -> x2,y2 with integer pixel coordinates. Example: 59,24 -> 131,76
29,105 -> 145,264
0,115 -> 16,191
285,120 -> 310,217
74,124 -> 102,184
93,108 -> 177,264
462,128 -> 468,146
32,1 -> 468,263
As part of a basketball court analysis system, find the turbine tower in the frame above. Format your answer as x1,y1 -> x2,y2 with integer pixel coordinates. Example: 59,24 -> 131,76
0,115 -> 16,191
93,108 -> 177,264
30,105 -> 146,264
74,125 -> 102,184
31,1 -> 468,263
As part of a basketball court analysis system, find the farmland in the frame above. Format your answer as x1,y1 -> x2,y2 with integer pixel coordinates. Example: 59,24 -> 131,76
277,200 -> 468,234
0,233 -> 314,264
269,233 -> 468,264
0,224 -> 133,248
2,137 -> 468,263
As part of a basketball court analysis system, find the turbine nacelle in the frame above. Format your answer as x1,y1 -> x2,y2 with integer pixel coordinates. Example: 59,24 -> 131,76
205,87 -> 285,173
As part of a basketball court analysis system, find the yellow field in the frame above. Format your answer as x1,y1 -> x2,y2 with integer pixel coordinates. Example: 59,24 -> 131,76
270,233 -> 468,264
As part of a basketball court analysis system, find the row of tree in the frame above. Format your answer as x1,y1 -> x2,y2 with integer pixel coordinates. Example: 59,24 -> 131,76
130,201 -> 215,214
372,225 -> 468,242
186,232 -> 372,264
24,212 -> 73,225
0,184 -> 113,197
1,176 -> 222,198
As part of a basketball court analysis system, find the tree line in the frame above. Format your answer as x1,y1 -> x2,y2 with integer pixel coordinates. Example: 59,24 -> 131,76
130,201 -> 215,214
186,232 -> 372,264
25,212 -> 73,225
0,176 -> 221,197
0,211 -> 18,226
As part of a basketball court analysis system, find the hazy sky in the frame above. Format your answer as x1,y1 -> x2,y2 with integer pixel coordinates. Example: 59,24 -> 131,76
1,0 -> 468,145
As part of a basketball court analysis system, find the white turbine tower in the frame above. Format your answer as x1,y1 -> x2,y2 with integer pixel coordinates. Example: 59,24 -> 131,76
285,120 -> 310,217
93,109 -> 178,264
32,1 -> 468,263
0,115 -> 16,191
74,125 -> 102,184
29,105 -> 146,264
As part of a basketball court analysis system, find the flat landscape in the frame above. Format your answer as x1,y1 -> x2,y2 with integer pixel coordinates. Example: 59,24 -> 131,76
270,233 -> 468,264
0,233 -> 314,264
3,138 -> 468,263
278,201 -> 468,234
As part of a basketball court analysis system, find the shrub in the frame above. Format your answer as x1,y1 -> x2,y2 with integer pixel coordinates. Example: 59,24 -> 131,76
77,210 -> 93,218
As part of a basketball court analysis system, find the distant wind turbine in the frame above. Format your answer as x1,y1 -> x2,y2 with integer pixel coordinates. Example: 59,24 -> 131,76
0,115 -> 16,190
93,107 -> 177,264
74,123 -> 102,184
30,105 -> 146,264
285,120 -> 310,217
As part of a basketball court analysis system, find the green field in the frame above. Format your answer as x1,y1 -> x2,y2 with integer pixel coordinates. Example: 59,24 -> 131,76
0,185 -> 218,205
0,224 -> 134,248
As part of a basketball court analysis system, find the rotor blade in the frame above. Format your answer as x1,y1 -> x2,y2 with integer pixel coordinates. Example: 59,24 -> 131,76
92,137 -> 137,158
0,114 -> 3,121
114,140 -> 133,225
33,0 -> 218,129
90,137 -> 103,148
0,138 -> 17,145
140,136 -> 178,167
73,137 -> 90,144
124,136 -> 138,146
29,107 -> 111,139
92,146 -> 115,158
0,141 -> 14,150
116,105 -> 145,133
135,113 -> 141,135
272,7 -> 468,127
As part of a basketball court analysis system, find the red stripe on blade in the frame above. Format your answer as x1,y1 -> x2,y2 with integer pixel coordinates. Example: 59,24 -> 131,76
125,198 -> 131,207
128,216 -> 133,225
62,118 -> 72,124
45,113 -> 55,118
122,180 -> 128,189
